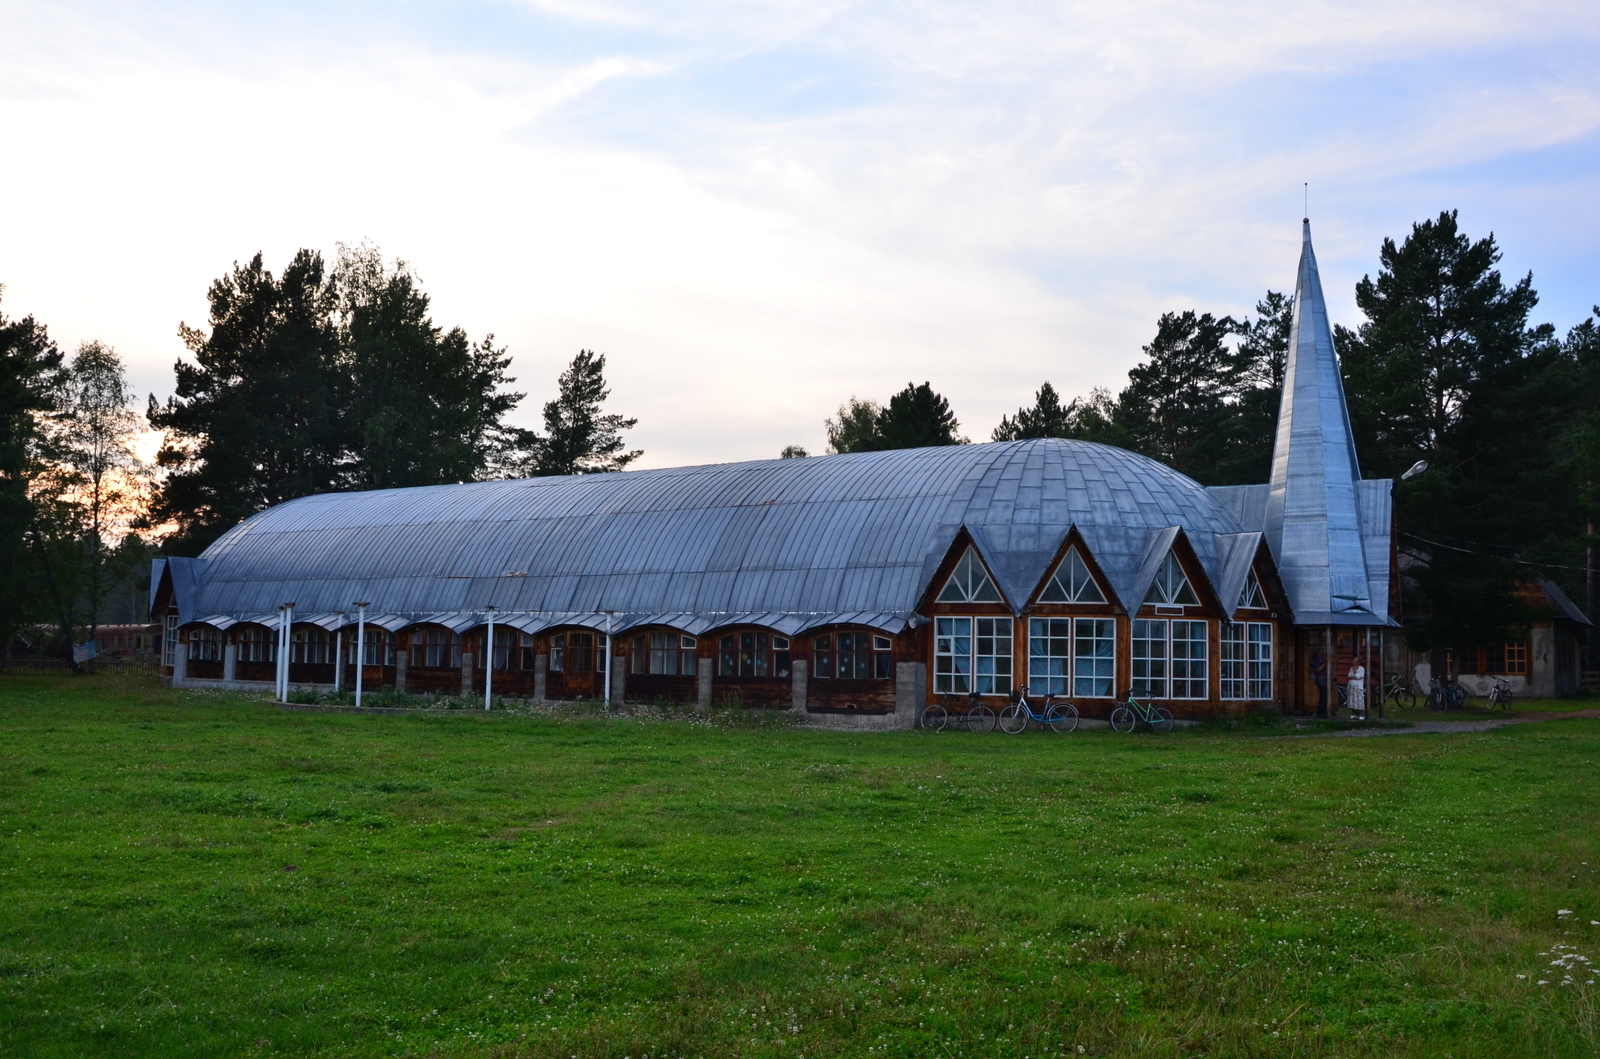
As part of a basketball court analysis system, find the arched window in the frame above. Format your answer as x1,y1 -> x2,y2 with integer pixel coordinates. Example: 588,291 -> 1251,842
550,631 -> 605,673
716,631 -> 790,678
410,627 -> 460,668
1144,551 -> 1198,606
936,546 -> 1002,603
187,626 -> 222,661
1038,546 -> 1105,603
630,631 -> 697,675
237,625 -> 276,663
290,627 -> 331,664
812,630 -> 891,680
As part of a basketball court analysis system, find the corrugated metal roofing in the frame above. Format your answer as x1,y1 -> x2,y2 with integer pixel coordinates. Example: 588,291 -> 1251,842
168,438 -> 1268,632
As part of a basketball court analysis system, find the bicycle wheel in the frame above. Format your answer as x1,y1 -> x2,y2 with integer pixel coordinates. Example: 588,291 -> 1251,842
1501,688 -> 1514,710
1451,686 -> 1466,710
1392,687 -> 1416,710
1427,688 -> 1447,712
1045,700 -> 1079,733
998,704 -> 1027,734
1110,706 -> 1135,733
966,705 -> 996,733
921,704 -> 947,730
1151,706 -> 1175,733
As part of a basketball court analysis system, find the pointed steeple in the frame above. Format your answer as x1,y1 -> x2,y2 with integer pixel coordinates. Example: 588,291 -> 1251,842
1262,219 -> 1372,622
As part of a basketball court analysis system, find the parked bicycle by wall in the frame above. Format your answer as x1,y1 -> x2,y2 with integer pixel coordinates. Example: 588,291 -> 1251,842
997,688 -> 1079,733
1109,688 -> 1174,733
1427,674 -> 1467,712
1379,674 -> 1415,710
1488,676 -> 1514,710
921,692 -> 997,732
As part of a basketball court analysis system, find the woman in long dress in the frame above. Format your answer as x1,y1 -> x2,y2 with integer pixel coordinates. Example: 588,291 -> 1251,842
1347,660 -> 1367,719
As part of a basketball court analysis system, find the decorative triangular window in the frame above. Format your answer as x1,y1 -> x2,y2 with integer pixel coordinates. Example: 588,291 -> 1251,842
1038,546 -> 1106,604
1144,551 -> 1199,606
936,546 -> 1003,603
1238,569 -> 1266,609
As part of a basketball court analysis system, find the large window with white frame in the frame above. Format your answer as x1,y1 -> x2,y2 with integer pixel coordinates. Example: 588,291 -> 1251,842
1132,619 -> 1168,698
238,625 -> 276,663
631,631 -> 697,676
1247,623 -> 1273,699
1073,618 -> 1116,697
1170,619 -> 1209,698
935,617 -> 1013,695
1028,618 -> 1071,696
1032,618 -> 1116,698
1221,622 -> 1274,700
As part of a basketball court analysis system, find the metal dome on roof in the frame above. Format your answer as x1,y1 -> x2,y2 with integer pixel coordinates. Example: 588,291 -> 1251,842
159,437 -> 1269,634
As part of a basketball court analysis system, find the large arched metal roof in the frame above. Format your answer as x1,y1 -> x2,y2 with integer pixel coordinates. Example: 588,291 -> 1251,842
157,438 -> 1270,634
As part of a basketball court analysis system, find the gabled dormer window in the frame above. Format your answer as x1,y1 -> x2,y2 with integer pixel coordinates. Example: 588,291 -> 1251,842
1038,546 -> 1106,604
1238,569 -> 1266,609
1144,551 -> 1198,606
936,546 -> 1002,603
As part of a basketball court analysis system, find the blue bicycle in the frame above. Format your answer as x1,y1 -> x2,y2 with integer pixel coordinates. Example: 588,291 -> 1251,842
998,689 -> 1080,733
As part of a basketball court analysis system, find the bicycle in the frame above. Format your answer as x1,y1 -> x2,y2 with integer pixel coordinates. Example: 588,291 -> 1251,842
1380,674 -> 1416,710
1109,689 -> 1174,733
1488,676 -> 1514,710
921,692 -> 997,733
998,688 -> 1080,734
1426,675 -> 1467,712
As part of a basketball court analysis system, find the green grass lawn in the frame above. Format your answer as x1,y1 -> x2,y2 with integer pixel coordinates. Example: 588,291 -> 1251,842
2,675 -> 1599,1058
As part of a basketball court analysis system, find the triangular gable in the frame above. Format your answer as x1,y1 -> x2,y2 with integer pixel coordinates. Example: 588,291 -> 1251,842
957,522 -> 1057,615
1125,526 -> 1182,613
936,544 -> 1004,603
1143,551 -> 1199,605
1037,542 -> 1108,604
155,556 -> 202,626
1239,570 -> 1265,609
1213,531 -> 1262,619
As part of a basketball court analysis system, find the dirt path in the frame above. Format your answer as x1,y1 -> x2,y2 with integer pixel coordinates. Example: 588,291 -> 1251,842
1314,708 -> 1600,737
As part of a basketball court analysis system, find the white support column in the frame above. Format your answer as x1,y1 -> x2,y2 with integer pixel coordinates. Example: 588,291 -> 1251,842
354,602 -> 370,708
603,612 -> 614,708
333,627 -> 344,691
484,607 -> 496,711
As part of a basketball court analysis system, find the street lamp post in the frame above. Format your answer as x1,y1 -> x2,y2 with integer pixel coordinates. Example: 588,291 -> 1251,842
354,603 -> 370,708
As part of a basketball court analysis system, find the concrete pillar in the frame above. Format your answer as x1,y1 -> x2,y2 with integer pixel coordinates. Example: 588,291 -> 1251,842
696,657 -> 713,710
533,654 -> 547,702
173,634 -> 187,685
790,659 -> 808,712
395,636 -> 408,693
895,661 -> 927,729
461,651 -> 474,697
611,655 -> 627,704
223,639 -> 237,685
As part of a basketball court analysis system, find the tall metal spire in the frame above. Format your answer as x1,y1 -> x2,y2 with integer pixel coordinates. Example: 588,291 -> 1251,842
1263,219 -> 1372,622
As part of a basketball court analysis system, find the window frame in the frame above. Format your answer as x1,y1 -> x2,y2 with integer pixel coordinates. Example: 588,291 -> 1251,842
1131,618 -> 1168,699
1169,619 -> 1208,699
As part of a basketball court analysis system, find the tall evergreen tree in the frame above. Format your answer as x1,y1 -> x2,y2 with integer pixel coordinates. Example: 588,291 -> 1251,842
0,287 -> 65,649
877,382 -> 964,449
148,250 -> 344,553
1338,211 -> 1568,656
827,383 -> 964,452
335,244 -> 531,488
1212,290 -> 1293,484
1112,311 -> 1237,481
523,349 -> 640,476
992,382 -> 1126,445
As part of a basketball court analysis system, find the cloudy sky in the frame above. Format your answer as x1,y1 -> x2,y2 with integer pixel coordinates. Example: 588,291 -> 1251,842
3,0 -> 1598,467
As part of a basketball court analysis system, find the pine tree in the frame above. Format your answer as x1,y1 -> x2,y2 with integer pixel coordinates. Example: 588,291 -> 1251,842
0,287 -> 65,649
524,350 -> 641,476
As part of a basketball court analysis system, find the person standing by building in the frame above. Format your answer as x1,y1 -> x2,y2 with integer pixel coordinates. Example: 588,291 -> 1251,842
1347,657 -> 1367,720
1312,650 -> 1328,718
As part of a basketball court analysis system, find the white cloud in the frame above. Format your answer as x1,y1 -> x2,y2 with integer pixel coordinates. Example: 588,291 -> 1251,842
1,0 -> 1598,467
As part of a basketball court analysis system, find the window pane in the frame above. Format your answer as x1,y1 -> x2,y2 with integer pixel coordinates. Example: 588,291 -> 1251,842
1072,618 -> 1114,697
934,617 -> 972,694
1247,623 -> 1273,699
813,634 -> 832,679
1220,623 -> 1246,699
718,635 -> 737,677
1028,617 -> 1071,697
1132,619 -> 1167,698
1170,620 -> 1208,698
